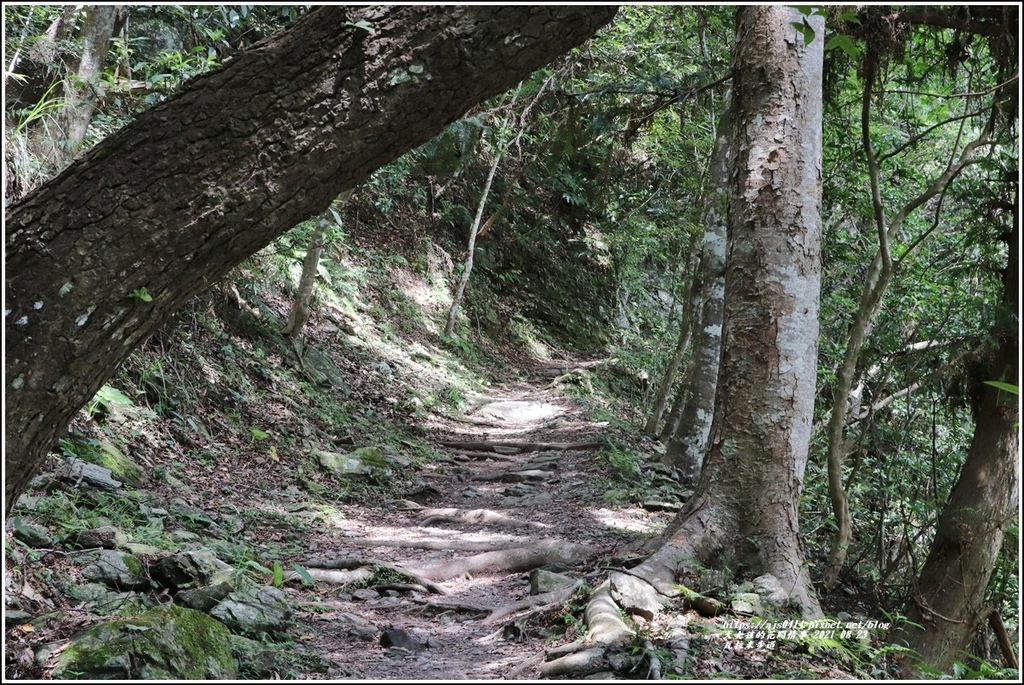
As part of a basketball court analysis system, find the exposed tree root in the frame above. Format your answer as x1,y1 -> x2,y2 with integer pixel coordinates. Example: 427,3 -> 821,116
483,580 -> 584,624
343,537 -> 523,552
420,507 -> 550,530
409,539 -> 592,581
539,647 -> 608,678
284,566 -> 374,586
450,450 -> 520,462
471,469 -> 551,483
439,439 -> 602,453
299,555 -> 448,595
408,596 -> 492,615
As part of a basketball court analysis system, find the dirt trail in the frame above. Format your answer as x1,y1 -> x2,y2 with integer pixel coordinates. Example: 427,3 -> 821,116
291,371 -> 671,680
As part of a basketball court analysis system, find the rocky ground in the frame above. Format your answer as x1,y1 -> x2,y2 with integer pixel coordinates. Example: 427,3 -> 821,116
5,360 -> 887,680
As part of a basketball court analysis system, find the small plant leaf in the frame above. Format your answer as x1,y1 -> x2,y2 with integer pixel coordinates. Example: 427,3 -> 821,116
291,562 -> 314,586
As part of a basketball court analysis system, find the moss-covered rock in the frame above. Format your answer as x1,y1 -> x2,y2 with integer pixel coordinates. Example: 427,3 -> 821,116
94,439 -> 145,487
52,603 -> 237,679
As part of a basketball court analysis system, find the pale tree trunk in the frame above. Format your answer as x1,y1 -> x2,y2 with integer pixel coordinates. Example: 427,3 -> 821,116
821,49 -> 993,588
444,151 -> 501,337
896,204 -> 1018,676
4,5 -> 618,514
60,5 -> 121,157
282,191 -> 352,338
661,98 -> 731,480
282,217 -> 326,338
643,234 -> 701,435
631,6 -> 825,618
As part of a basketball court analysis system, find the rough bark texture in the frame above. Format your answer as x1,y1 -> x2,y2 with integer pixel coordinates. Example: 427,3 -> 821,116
635,6 -> 824,618
896,202 -> 1019,677
4,5 -> 619,514
662,98 -> 731,480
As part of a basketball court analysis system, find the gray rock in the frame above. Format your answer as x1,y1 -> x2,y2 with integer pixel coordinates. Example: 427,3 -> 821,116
380,628 -> 426,651
315,447 -> 391,480
120,542 -> 164,556
151,550 -> 234,590
231,635 -> 279,678
352,588 -> 380,601
752,573 -> 790,608
80,550 -> 150,590
52,604 -> 236,679
350,625 -> 379,641
530,569 -> 575,595
730,592 -> 763,616
174,582 -> 234,613
71,525 -> 127,550
11,519 -> 52,548
64,458 -> 122,490
210,586 -> 292,636
66,582 -> 149,615
4,610 -> 33,625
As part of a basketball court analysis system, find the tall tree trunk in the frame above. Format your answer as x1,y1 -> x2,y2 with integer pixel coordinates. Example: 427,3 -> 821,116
632,6 -> 825,618
896,197 -> 1019,677
644,233 -> 701,436
60,5 -> 121,157
3,4 -> 619,514
445,152 -> 501,337
661,98 -> 731,480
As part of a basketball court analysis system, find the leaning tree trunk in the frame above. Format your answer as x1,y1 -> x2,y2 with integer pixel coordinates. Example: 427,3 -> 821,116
631,6 -> 825,618
895,198 -> 1019,677
445,151 -> 501,337
282,190 -> 352,338
4,4 -> 619,514
661,97 -> 731,481
59,5 -> 121,157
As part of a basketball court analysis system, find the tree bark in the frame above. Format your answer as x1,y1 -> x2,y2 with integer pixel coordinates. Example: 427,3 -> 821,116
661,98 -> 731,480
445,151 -> 501,337
282,190 -> 352,338
60,5 -> 122,156
4,5 -> 619,514
895,197 -> 1019,677
633,6 -> 825,618
643,233 -> 700,436
281,218 -> 327,338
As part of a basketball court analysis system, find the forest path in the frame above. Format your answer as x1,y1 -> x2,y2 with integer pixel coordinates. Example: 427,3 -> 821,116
291,364 -> 670,680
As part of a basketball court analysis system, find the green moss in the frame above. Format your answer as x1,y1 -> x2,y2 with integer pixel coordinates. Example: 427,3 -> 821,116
95,440 -> 145,486
121,553 -> 145,578
53,603 -> 236,679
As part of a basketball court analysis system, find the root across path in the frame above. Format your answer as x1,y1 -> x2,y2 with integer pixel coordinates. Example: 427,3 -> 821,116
289,378 -> 680,680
